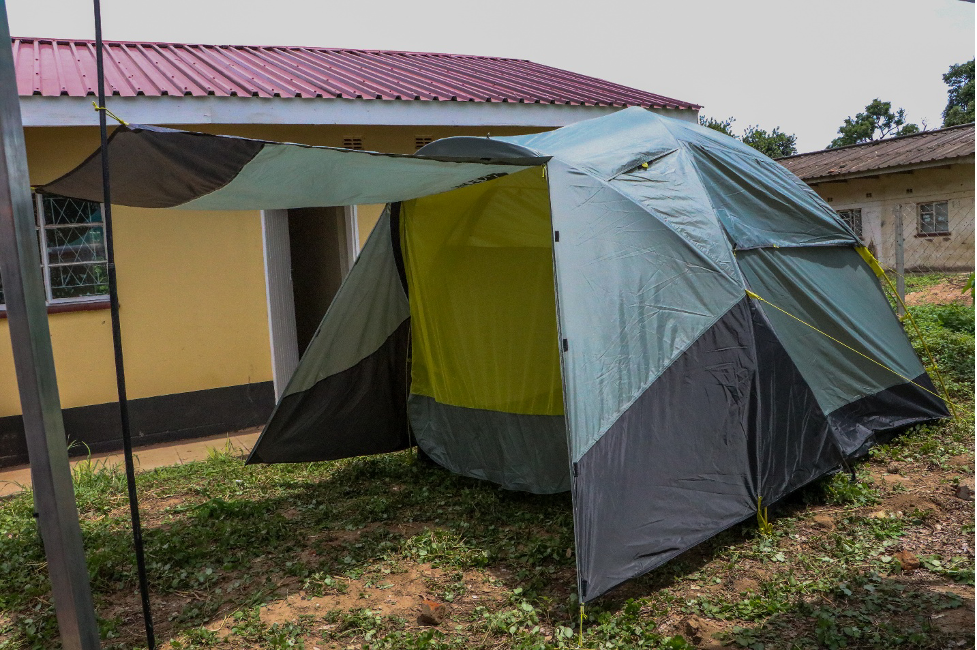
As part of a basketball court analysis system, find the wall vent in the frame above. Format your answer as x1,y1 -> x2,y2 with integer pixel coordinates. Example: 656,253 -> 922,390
343,137 -> 364,150
415,135 -> 434,151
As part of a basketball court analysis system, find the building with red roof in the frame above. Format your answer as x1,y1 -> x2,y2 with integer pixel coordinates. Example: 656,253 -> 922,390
1,38 -> 700,466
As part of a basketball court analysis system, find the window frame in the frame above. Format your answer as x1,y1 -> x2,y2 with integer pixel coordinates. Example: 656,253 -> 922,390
836,207 -> 863,240
0,195 -> 111,311
34,194 -> 110,305
916,200 -> 950,237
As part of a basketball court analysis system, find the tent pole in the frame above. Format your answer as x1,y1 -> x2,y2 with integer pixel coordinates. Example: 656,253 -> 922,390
0,3 -> 101,648
92,2 -> 156,648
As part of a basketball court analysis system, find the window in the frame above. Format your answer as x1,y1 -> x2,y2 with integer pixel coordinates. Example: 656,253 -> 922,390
415,135 -> 434,151
342,137 -> 363,150
0,195 -> 108,307
917,200 -> 950,235
837,208 -> 863,239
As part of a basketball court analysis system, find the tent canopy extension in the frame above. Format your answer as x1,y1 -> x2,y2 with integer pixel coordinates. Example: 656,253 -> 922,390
39,108 -> 948,602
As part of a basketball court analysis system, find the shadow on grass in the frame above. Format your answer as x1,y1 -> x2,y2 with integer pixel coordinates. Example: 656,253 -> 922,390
2,441 -> 956,649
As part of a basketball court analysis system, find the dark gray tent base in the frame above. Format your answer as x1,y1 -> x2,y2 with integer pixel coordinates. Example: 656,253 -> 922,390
247,320 -> 410,464
409,394 -> 570,494
827,373 -> 948,457
571,298 -> 947,601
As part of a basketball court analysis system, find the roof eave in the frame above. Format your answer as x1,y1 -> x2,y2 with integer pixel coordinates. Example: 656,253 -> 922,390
19,94 -> 700,128
799,154 -> 976,184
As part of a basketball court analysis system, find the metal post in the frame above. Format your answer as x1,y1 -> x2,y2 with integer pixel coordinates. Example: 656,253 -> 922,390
92,1 -> 156,647
894,204 -> 906,315
0,3 -> 101,649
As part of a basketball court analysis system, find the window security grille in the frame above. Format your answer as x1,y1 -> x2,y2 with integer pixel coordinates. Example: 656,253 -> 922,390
0,196 -> 108,306
837,208 -> 863,239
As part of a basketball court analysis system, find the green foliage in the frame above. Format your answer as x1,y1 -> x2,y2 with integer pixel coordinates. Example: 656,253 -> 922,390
699,116 -> 798,158
741,125 -> 798,158
699,115 -> 736,136
822,472 -> 881,507
904,272 -> 956,293
943,59 -> 975,127
905,303 -> 975,395
727,573 -> 965,649
829,99 -> 919,148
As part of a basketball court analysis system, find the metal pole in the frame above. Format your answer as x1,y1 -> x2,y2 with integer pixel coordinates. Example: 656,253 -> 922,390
0,3 -> 101,649
894,204 -> 906,315
92,2 -> 156,648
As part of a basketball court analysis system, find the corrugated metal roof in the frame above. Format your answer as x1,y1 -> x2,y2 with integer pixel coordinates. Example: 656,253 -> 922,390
779,124 -> 975,181
12,37 -> 699,109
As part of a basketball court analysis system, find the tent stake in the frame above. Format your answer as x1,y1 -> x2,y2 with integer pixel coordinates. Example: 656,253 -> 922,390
92,2 -> 156,648
579,603 -> 585,647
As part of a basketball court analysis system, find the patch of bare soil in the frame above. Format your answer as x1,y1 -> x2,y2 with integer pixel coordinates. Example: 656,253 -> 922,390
863,460 -> 975,564
905,275 -> 973,306
681,615 -> 737,649
253,562 -> 509,650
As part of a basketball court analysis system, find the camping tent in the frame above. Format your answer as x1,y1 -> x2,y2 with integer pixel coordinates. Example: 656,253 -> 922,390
39,108 -> 948,602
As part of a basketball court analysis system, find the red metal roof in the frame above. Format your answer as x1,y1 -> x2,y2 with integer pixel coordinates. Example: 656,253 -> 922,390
779,124 -> 975,181
13,37 -> 699,110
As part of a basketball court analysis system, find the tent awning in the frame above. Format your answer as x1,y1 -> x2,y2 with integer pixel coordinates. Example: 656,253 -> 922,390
36,124 -> 548,210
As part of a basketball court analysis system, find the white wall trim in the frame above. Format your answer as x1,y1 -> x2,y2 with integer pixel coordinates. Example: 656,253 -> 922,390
343,205 -> 360,265
261,209 -> 300,399
20,95 -> 698,128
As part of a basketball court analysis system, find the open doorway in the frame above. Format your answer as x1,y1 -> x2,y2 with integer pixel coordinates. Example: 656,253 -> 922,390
262,206 -> 359,398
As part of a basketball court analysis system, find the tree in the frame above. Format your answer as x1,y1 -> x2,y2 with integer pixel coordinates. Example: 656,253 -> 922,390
828,99 -> 918,148
943,59 -> 975,127
698,116 -> 798,158
742,125 -> 798,159
699,115 -> 736,137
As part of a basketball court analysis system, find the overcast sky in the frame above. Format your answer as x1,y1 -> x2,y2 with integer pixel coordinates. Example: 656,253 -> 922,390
6,0 -> 975,152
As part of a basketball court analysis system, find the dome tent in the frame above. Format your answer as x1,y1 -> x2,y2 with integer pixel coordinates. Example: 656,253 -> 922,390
245,108 -> 948,601
39,108 -> 948,602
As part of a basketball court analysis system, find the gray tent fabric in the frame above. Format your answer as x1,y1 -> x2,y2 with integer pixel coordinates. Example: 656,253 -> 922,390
248,208 -> 411,463
545,159 -> 745,461
738,246 -> 925,413
409,395 -> 570,494
36,125 -> 265,208
38,125 -> 546,209
38,107 -> 949,602
281,206 -> 409,396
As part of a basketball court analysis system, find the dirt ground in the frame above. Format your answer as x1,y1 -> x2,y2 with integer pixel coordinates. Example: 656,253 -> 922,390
905,274 -> 974,306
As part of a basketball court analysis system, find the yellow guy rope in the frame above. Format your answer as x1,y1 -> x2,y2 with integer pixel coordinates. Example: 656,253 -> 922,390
743,288 -> 961,415
92,101 -> 129,127
853,246 -> 958,417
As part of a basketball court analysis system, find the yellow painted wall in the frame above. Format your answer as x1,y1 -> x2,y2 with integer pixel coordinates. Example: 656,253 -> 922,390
0,127 -> 273,417
813,163 -> 975,271
2,121 -> 554,418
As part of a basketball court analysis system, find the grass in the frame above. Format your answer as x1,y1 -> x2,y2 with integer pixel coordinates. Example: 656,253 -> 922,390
0,307 -> 973,649
903,272 -> 958,294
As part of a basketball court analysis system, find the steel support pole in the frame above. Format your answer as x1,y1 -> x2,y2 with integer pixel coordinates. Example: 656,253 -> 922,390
92,1 -> 156,646
0,3 -> 101,649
